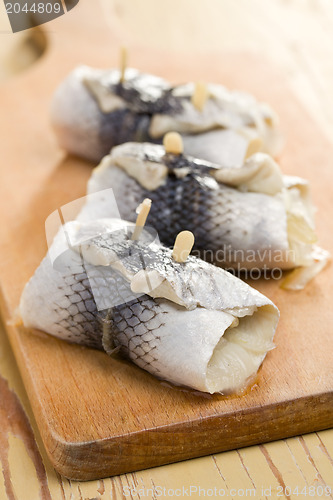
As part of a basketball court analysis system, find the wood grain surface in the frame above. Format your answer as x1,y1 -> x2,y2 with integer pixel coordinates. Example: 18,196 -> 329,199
0,0 -> 332,488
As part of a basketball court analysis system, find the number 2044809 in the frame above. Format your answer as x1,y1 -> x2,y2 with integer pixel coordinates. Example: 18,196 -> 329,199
6,3 -> 61,14
277,485 -> 332,496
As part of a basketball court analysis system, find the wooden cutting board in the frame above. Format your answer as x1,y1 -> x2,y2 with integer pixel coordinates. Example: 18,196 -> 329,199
0,0 -> 332,481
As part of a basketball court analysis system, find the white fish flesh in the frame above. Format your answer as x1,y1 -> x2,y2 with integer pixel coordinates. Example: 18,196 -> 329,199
51,66 -> 282,164
19,218 -> 279,394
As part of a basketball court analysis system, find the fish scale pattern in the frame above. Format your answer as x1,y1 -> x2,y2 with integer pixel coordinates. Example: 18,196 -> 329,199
50,251 -> 167,372
109,296 -> 167,374
50,272 -> 102,349
99,110 -> 151,160
108,168 -> 237,259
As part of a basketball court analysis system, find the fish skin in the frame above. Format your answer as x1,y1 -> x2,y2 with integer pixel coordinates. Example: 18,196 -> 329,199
93,70 -> 182,115
20,219 -> 279,393
20,248 -> 104,349
81,142 -> 319,271
78,227 -> 270,314
106,296 -> 244,392
51,66 -> 280,163
51,67 -> 152,162
84,162 -> 289,269
19,234 -> 181,378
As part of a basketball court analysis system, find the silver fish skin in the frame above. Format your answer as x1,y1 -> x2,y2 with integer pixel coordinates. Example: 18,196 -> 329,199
50,65 -> 282,164
80,143 -> 315,271
20,219 -> 279,394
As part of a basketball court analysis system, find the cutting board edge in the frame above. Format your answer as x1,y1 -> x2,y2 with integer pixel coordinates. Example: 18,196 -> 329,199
28,386 -> 333,480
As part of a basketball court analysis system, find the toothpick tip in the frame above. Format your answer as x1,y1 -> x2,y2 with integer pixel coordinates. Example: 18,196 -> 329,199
131,198 -> 152,240
172,230 -> 195,263
191,81 -> 208,111
163,132 -> 184,155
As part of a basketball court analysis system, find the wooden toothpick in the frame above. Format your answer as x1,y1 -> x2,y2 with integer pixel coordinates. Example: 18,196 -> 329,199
120,47 -> 127,83
172,231 -> 195,263
191,82 -> 208,111
131,198 -> 152,240
163,132 -> 184,155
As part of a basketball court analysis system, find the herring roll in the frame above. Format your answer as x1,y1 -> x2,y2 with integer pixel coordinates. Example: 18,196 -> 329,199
20,218 -> 279,394
51,65 -> 282,164
80,141 -> 322,275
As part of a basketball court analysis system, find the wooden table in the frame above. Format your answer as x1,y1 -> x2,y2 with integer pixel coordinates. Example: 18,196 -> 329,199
0,0 -> 332,498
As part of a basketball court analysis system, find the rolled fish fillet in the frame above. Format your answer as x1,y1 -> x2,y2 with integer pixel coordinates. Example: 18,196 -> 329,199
20,218 -> 279,394
51,65 -> 282,164
79,142 -> 326,276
